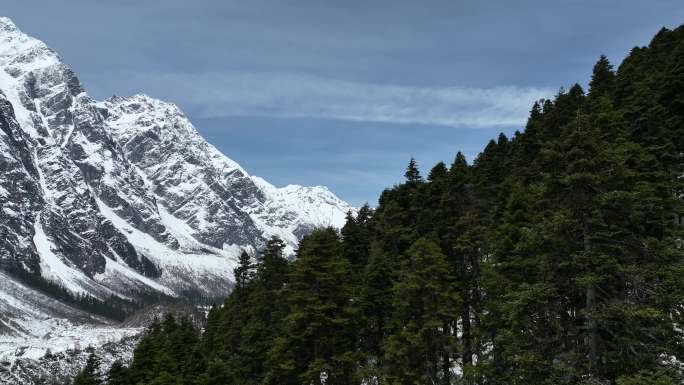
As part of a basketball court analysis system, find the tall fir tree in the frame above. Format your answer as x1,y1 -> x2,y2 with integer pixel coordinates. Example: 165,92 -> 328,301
405,157 -> 423,185
105,361 -> 128,385
589,54 -> 615,97
384,238 -> 459,385
267,228 -> 358,385
73,354 -> 102,385
234,250 -> 255,293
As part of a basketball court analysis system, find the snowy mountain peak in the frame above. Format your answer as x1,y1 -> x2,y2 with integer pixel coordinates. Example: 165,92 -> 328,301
100,90 -> 353,255
0,16 -> 18,31
100,92 -> 246,174
105,93 -> 183,115
0,17 -> 58,67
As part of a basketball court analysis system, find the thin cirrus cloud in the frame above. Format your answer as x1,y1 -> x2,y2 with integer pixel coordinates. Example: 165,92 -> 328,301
117,71 -> 554,128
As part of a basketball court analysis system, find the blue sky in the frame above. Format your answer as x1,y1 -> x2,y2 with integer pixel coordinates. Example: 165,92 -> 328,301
4,1 -> 684,206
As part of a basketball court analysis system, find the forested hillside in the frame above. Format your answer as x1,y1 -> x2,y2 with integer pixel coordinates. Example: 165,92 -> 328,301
79,24 -> 684,385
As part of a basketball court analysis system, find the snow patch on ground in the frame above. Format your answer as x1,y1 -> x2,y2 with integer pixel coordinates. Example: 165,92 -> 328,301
0,271 -> 141,362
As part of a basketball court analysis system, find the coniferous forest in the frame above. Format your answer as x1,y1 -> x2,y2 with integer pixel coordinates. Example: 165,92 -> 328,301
78,25 -> 684,385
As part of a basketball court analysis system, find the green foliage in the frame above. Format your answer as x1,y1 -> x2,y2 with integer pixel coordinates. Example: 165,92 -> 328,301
616,369 -> 682,385
116,315 -> 200,385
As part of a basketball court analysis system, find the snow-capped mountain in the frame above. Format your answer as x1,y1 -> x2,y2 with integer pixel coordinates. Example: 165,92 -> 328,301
0,16 -> 352,367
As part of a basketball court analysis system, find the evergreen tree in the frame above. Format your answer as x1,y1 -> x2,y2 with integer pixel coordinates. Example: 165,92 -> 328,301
73,354 -> 102,385
258,236 -> 290,288
384,238 -> 459,385
589,54 -> 615,97
234,250 -> 254,293
267,228 -> 358,385
204,236 -> 291,385
449,151 -> 468,177
126,320 -> 163,384
341,206 -> 373,270
428,161 -> 448,181
201,304 -> 222,354
106,361 -> 128,385
404,157 -> 422,184
198,358 -> 233,385
358,242 -> 394,379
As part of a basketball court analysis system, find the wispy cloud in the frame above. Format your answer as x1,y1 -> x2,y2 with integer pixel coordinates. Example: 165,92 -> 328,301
118,71 -> 554,128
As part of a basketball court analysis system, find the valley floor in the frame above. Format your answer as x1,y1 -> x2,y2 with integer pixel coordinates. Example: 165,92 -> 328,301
0,271 -> 141,364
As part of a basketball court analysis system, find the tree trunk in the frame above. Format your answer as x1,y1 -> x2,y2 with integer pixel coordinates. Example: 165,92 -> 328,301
462,298 -> 472,367
442,321 -> 451,385
584,221 -> 599,375
587,284 -> 598,372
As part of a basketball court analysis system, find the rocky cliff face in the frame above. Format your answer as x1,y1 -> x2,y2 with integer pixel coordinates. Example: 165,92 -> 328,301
0,16 -> 352,367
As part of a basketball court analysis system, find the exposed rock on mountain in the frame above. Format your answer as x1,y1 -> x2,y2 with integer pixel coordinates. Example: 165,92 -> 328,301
0,16 -> 352,369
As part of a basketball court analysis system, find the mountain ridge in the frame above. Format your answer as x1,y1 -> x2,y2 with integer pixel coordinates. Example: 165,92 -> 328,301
0,16 -> 353,364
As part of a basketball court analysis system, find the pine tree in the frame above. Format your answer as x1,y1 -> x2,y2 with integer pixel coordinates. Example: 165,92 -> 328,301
106,361 -> 128,385
341,206 -> 372,270
472,135 -> 510,219
198,358 -> 233,385
453,212 -> 485,373
126,320 -> 163,384
208,236 -> 291,385
428,161 -> 448,181
258,236 -> 290,287
404,157 -> 422,184
359,242 -> 394,379
202,304 -> 221,354
267,228 -> 358,385
383,238 -> 459,385
481,178 -> 563,383
589,54 -> 615,97
449,151 -> 468,177
234,250 -> 254,293
73,354 -> 102,385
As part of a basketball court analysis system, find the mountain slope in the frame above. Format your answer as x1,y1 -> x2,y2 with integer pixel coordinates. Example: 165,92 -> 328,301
0,16 -> 353,363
